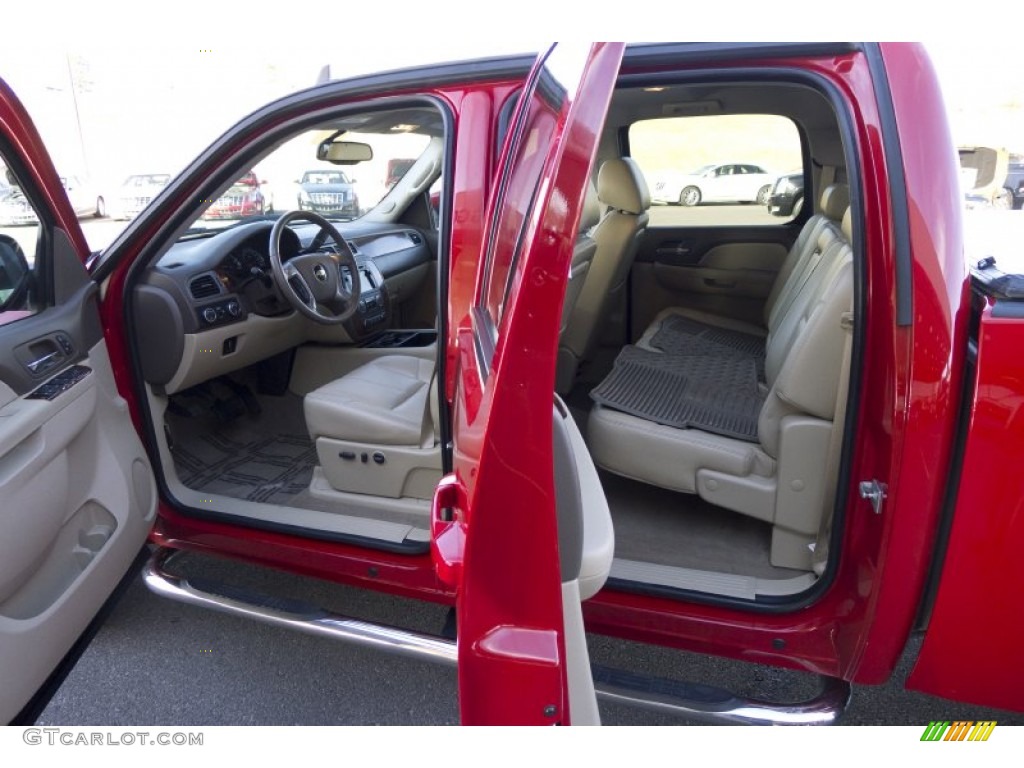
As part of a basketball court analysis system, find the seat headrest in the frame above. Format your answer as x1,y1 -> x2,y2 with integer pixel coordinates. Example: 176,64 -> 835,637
841,207 -> 853,242
580,182 -> 601,231
598,158 -> 650,214
819,183 -> 849,222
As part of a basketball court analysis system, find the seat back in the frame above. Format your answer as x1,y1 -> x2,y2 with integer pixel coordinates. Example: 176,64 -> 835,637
764,183 -> 849,331
557,158 -> 650,392
759,217 -> 853,459
559,182 -> 600,339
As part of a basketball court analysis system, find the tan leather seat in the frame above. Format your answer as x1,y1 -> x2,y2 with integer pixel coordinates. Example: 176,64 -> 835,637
556,158 -> 651,393
639,183 -> 849,345
589,210 -> 855,571
304,355 -> 441,499
559,183 -> 600,341
305,356 -> 434,446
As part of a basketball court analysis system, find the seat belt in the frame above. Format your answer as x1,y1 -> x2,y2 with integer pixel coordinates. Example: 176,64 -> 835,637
812,309 -> 853,576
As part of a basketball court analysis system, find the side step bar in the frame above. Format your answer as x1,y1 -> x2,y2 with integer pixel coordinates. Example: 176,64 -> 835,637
144,548 -> 850,725
142,548 -> 457,667
592,665 -> 850,725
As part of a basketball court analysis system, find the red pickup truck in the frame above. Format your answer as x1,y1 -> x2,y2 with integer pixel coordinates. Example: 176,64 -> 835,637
1,42 -> 1020,726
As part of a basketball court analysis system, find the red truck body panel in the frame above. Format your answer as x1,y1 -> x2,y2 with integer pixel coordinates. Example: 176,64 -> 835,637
907,295 -> 1024,711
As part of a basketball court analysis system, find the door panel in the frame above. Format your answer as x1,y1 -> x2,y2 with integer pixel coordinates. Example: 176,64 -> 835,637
0,82 -> 156,721
0,270 -> 156,723
441,42 -> 623,725
630,223 -> 797,338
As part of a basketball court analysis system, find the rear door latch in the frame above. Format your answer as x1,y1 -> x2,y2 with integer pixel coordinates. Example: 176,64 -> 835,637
859,480 -> 887,515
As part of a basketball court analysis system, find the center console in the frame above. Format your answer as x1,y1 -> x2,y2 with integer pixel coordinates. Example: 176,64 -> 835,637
343,259 -> 389,339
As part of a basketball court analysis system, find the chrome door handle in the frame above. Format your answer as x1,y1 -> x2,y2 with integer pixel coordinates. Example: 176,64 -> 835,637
26,350 -> 61,373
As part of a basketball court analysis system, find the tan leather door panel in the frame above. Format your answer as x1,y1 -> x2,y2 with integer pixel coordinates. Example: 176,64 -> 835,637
0,285 -> 156,724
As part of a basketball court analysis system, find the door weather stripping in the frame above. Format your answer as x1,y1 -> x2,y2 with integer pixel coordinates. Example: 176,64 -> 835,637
143,548 -> 458,666
144,548 -> 851,725
858,479 -> 887,514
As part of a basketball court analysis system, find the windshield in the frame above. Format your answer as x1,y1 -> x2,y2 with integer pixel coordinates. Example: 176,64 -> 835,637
182,110 -> 437,237
690,164 -> 717,175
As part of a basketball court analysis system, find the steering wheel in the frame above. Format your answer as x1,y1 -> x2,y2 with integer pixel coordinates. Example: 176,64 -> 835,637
268,210 -> 361,325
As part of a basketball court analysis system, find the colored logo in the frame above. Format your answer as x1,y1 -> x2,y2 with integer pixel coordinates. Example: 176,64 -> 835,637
920,721 -> 997,741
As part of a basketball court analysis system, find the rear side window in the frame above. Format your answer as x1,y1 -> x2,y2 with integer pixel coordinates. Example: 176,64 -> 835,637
629,115 -> 803,226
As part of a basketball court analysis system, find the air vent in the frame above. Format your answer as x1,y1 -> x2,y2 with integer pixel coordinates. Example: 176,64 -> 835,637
189,274 -> 221,299
346,239 -> 360,254
407,231 -> 422,245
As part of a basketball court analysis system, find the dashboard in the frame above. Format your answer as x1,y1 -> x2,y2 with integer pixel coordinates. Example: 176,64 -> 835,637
132,219 -> 433,394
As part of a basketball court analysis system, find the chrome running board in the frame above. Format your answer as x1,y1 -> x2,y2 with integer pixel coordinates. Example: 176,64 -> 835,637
592,665 -> 850,725
142,548 -> 457,666
144,547 -> 850,725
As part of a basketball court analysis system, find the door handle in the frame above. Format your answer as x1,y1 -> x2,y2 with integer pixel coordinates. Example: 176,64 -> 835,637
655,246 -> 691,257
26,350 -> 62,374
431,473 -> 466,588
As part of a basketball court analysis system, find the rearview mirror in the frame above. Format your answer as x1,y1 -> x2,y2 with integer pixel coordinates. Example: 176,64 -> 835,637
0,235 -> 32,311
317,140 -> 373,165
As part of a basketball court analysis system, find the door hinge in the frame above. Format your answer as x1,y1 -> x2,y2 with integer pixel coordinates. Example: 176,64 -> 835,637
858,479 -> 887,515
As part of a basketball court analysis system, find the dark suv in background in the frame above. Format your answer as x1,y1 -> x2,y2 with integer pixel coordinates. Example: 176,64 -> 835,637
767,171 -> 804,216
297,170 -> 359,218
1004,157 -> 1024,209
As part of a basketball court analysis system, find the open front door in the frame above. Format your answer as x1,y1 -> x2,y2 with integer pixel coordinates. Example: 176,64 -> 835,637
0,81 -> 156,723
433,43 -> 622,725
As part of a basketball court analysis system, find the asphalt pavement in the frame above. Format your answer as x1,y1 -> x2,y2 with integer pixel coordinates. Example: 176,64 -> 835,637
37,551 -> 1024,727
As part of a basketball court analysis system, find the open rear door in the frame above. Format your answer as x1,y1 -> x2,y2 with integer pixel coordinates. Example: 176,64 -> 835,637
432,43 -> 622,725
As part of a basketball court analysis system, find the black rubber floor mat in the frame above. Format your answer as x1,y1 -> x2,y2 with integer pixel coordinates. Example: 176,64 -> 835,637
649,314 -> 766,382
590,346 -> 764,441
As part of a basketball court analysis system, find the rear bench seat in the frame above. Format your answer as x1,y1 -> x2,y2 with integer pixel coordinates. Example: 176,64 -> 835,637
639,182 -> 849,347
588,206 -> 854,571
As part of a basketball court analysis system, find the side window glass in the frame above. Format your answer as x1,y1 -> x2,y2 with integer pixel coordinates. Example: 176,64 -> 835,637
629,115 -> 803,226
0,159 -> 44,327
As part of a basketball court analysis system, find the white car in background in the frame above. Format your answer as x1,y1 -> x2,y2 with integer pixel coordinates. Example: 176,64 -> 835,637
651,162 -> 776,206
0,173 -> 105,224
61,175 -> 107,218
112,173 -> 172,220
